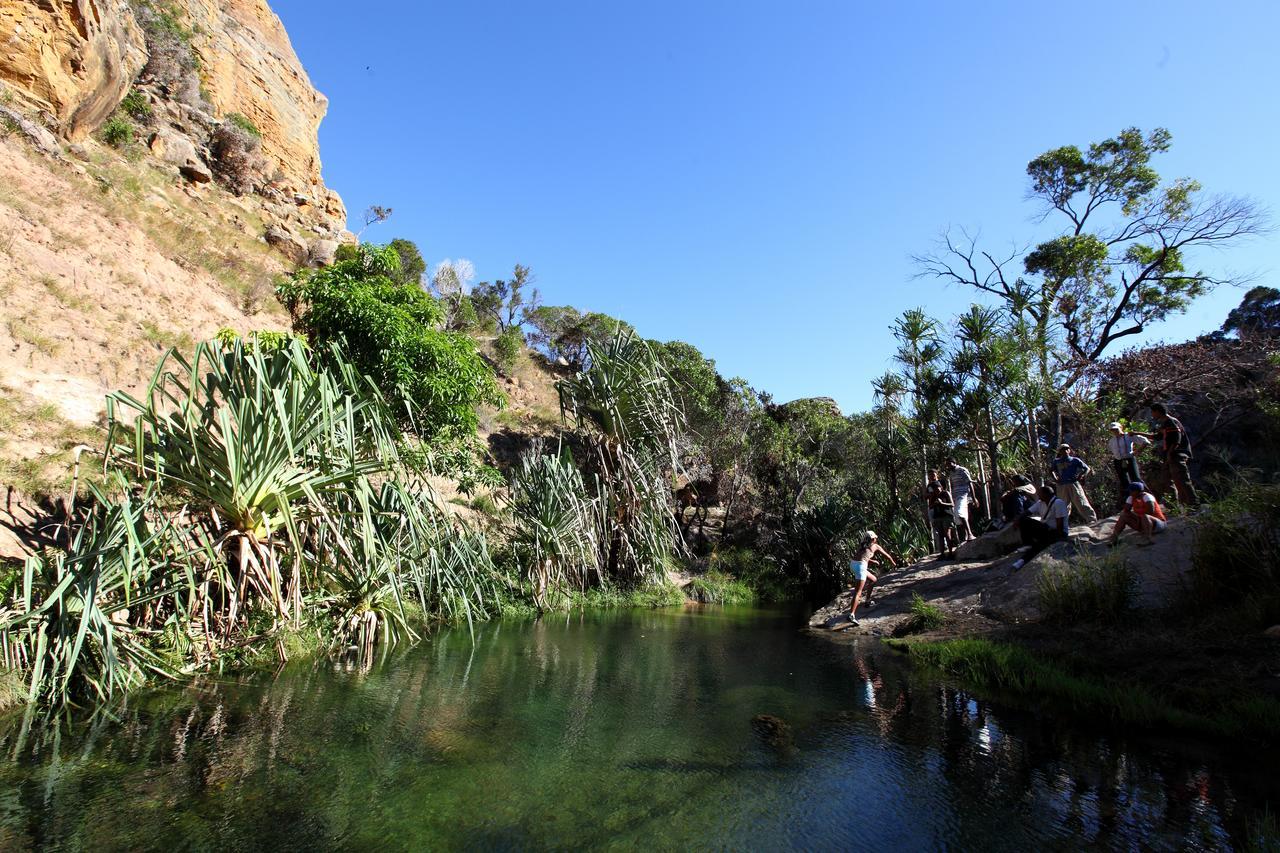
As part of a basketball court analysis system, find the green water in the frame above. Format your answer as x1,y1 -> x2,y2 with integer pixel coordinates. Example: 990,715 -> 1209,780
0,605 -> 1275,851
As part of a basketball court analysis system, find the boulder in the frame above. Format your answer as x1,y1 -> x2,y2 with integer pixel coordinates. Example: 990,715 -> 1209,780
308,238 -> 338,267
149,128 -> 213,183
0,105 -> 64,159
264,225 -> 308,265
955,522 -> 1023,561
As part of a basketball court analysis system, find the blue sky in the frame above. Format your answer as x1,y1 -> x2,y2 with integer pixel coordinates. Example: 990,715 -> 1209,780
273,0 -> 1278,412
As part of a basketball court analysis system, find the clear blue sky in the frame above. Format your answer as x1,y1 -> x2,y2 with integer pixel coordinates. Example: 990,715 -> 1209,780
273,0 -> 1278,412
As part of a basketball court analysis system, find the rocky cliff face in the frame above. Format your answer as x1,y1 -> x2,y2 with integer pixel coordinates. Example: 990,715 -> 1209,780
0,0 -> 147,138
0,0 -> 346,240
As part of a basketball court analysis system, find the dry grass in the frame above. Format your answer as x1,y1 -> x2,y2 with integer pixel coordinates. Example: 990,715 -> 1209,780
6,316 -> 60,356
0,387 -> 104,499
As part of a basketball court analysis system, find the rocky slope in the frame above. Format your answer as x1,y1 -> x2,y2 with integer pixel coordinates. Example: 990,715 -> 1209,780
0,0 -> 344,239
0,0 -> 352,555
808,513 -> 1198,636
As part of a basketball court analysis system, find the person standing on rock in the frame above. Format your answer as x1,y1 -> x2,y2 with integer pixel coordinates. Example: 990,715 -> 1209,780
945,458 -> 978,541
1050,444 -> 1098,524
1012,485 -> 1070,569
1142,402 -> 1200,506
1106,421 -> 1151,497
847,531 -> 897,627
1108,481 -> 1167,547
926,470 -> 958,558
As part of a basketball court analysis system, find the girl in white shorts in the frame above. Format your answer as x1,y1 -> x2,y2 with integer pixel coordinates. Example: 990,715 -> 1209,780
847,531 -> 897,626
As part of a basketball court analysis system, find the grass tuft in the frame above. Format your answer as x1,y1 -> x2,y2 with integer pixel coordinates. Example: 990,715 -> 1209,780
1036,552 -> 1135,624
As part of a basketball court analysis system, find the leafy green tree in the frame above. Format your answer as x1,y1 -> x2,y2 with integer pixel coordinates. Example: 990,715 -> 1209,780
277,244 -> 501,437
1220,286 -> 1280,341
472,264 -> 541,331
917,127 -> 1267,386
388,238 -> 427,287
525,305 -> 632,369
557,330 -> 685,585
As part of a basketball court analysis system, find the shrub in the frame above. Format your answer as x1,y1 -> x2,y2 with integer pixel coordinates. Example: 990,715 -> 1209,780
224,112 -> 261,138
898,592 -> 945,633
494,327 -> 523,372
100,114 -> 133,148
208,122 -> 265,195
277,243 -> 502,438
707,547 -> 796,601
120,90 -> 153,123
1036,553 -> 1135,624
135,2 -> 202,105
687,570 -> 755,604
1190,484 -> 1280,605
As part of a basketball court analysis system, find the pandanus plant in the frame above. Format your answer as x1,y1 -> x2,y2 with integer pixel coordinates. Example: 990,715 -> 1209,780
556,330 -> 686,585
105,337 -> 403,634
508,447 -> 604,608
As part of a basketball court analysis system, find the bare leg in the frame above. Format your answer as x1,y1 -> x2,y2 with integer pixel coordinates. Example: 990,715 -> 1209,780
849,572 -> 877,622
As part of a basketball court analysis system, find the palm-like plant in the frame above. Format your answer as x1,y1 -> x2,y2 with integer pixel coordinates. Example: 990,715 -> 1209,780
508,447 -> 604,607
106,337 -> 402,632
557,330 -> 686,585
1,477 -> 192,708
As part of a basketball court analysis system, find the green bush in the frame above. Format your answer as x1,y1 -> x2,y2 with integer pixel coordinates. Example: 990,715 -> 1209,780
707,548 -> 797,601
100,114 -> 133,148
494,327 -> 523,372
224,111 -> 261,138
900,592 -> 945,633
1191,484 -> 1280,605
687,570 -> 755,604
277,243 -> 502,438
120,90 -> 152,122
1036,554 -> 1135,624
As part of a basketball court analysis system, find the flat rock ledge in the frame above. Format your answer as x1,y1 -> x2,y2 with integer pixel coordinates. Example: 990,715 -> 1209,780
809,513 -> 1199,637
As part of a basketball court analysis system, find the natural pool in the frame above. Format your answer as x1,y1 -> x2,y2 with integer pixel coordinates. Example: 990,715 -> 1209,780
0,605 -> 1275,851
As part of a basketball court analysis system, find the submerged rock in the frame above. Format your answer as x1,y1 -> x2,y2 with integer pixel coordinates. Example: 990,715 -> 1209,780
750,714 -> 794,751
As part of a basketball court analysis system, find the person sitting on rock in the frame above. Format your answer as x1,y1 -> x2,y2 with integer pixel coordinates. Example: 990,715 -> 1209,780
999,475 -> 1038,527
926,470 -> 958,558
1012,485 -> 1070,570
847,531 -> 897,626
1050,444 -> 1098,524
1108,481 -> 1167,547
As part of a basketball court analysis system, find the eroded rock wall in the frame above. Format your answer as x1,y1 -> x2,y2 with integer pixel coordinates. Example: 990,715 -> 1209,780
0,0 -> 147,138
0,0 -> 346,237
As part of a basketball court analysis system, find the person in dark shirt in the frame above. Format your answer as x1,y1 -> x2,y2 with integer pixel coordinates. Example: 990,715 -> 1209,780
1142,402 -> 1200,505
925,470 -> 958,558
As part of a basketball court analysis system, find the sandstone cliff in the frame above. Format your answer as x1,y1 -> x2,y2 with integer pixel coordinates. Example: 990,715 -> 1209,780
0,0 -> 351,545
0,0 -> 345,238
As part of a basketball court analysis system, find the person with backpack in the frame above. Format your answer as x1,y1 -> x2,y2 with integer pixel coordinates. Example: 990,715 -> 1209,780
1012,485 -> 1070,569
1141,402 -> 1200,505
1108,481 -> 1168,547
845,531 -> 897,627
999,475 -> 1038,526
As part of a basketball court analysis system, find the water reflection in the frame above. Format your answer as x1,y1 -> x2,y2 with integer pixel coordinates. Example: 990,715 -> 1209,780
0,605 -> 1274,851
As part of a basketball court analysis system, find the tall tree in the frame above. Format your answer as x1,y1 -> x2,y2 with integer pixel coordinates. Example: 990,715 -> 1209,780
916,127 -> 1267,387
472,264 -> 542,331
